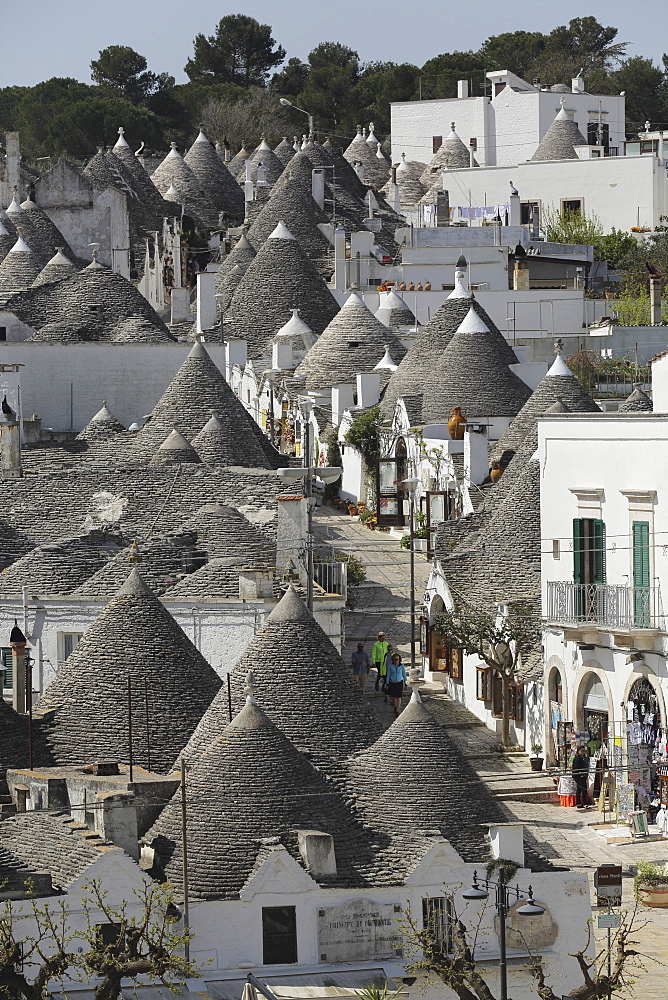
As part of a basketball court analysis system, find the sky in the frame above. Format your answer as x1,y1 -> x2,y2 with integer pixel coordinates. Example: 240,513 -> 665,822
4,0 -> 668,89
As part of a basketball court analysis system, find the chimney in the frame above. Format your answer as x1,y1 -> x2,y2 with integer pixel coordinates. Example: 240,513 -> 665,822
296,830 -> 337,876
256,162 -> 267,187
238,567 -> 274,599
469,142 -> 476,168
332,383 -> 355,426
463,422 -> 489,485
356,372 -> 380,408
532,205 -> 540,240
243,159 -> 254,202
513,260 -> 530,291
9,621 -> 27,715
487,822 -> 525,867
572,74 -> 585,94
650,276 -> 662,325
509,184 -> 521,226
311,168 -> 325,210
272,338 -> 294,370
225,338 -> 247,380
276,495 -> 307,582
99,792 -> 139,860
0,397 -> 22,479
353,160 -> 365,183
171,286 -> 190,323
436,188 -> 450,227
457,80 -> 469,99
334,224 -> 347,291
196,271 -> 217,333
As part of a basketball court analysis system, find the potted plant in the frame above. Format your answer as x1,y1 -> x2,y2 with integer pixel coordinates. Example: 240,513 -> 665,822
635,861 -> 668,907
529,743 -> 544,772
347,501 -> 358,516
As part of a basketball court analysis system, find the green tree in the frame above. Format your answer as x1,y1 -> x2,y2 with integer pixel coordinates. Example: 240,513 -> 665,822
419,51 -> 487,100
297,42 -> 360,132
14,78 -> 92,158
185,14 -> 286,87
90,46 -> 174,103
594,228 -> 638,267
270,57 -> 310,97
542,205 -> 604,246
200,85 -> 293,149
356,62 -> 420,134
547,16 -> 627,72
0,86 -> 30,132
434,601 -> 540,747
612,56 -> 667,130
49,93 -> 163,157
478,31 -> 548,80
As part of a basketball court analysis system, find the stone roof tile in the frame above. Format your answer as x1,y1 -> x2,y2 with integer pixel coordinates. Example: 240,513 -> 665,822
620,384 -> 653,412
531,107 -> 587,161
184,130 -> 244,222
0,812 -> 116,890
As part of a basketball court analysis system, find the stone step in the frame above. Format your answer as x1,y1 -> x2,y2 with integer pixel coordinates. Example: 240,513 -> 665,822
494,789 -> 561,804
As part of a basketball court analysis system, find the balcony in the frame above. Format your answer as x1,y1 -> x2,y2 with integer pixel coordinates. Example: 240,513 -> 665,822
546,582 -> 664,631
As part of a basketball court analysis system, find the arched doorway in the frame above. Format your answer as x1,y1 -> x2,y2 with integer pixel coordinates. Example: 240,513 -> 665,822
428,595 -> 448,672
581,672 -> 609,747
625,677 -> 662,787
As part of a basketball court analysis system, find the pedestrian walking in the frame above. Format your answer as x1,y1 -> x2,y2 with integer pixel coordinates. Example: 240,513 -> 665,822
371,631 -> 389,693
572,745 -> 589,810
351,642 -> 371,692
382,644 -> 395,703
386,653 -> 407,717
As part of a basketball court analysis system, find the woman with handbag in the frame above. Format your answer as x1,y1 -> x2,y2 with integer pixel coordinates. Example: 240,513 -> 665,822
386,653 -> 407,717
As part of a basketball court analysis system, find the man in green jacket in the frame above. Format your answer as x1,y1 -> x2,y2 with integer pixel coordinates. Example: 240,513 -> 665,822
371,631 -> 389,692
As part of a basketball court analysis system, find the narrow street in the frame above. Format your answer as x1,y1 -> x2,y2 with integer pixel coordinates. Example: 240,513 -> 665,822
315,505 -> 668,998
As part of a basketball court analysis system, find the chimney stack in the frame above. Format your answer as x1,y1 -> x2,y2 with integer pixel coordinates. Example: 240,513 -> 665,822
650,276 -> 662,325
457,80 -> 469,99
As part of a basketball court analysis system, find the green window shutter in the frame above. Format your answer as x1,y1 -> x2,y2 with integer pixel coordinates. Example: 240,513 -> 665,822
593,519 -> 606,584
1,647 -> 12,690
632,521 -> 650,589
573,518 -> 584,583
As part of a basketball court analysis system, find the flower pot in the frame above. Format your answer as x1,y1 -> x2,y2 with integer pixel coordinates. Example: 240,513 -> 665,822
414,538 -> 427,552
448,407 -> 466,441
490,464 -> 503,483
638,883 -> 668,907
529,757 -> 544,772
348,505 -> 358,516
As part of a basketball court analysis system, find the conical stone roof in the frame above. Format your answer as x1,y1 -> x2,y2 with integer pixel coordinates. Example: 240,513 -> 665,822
293,291 -> 407,390
381,275 -> 517,419
35,568 -> 222,771
32,249 -> 77,287
0,218 -> 15,265
74,532 -> 199,599
620,384 -> 653,412
420,124 -> 475,186
132,340 -> 280,468
191,412 -> 249,465
242,138 -> 285,187
20,200 -> 76,262
214,232 -> 256,304
246,180 -> 333,270
491,348 -> 599,466
375,289 -> 416,328
530,107 -> 587,161
227,146 -> 249,180
381,154 -> 426,208
0,531 -> 123,597
5,198 -> 53,265
148,697 -> 372,898
182,586 -> 383,776
150,427 -> 202,466
223,221 -> 339,359
343,127 -> 389,188
184,130 -> 244,221
0,233 -> 41,297
422,306 -> 531,421
150,145 -> 218,226
347,691 -> 504,865
273,137 -> 296,167
184,501 -> 275,562
111,133 -> 179,223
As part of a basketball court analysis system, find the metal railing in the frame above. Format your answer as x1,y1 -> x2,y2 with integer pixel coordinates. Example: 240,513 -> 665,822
313,559 -> 347,601
546,581 -> 663,630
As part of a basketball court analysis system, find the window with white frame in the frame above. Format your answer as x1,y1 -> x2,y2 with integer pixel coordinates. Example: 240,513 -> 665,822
422,896 -> 454,951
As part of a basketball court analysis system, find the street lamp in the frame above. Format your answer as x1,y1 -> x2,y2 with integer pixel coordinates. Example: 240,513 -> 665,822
276,397 -> 341,611
262,369 -> 281,447
403,477 -> 420,676
462,869 -> 545,1000
279,98 -> 315,136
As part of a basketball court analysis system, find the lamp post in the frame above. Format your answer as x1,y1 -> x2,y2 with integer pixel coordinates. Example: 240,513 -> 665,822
462,869 -> 545,1000
403,477 -> 420,676
279,98 -> 314,136
276,397 -> 341,612
263,369 -> 280,446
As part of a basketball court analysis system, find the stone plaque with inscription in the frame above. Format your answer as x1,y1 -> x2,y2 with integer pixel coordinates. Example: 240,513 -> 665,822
317,899 -> 403,963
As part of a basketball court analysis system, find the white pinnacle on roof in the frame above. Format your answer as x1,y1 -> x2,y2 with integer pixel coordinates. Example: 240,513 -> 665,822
166,143 -> 181,159
456,304 -> 489,335
9,234 -> 32,254
409,687 -> 422,704
448,268 -> 470,299
397,153 -> 410,173
353,125 -> 365,143
6,194 -> 23,214
0,218 -> 8,237
547,352 -> 573,376
555,107 -> 570,122
257,137 -> 272,152
268,220 -> 295,241
374,345 -> 398,372
367,123 -> 378,145
164,184 -> 181,201
342,290 -> 365,309
275,308 -> 316,348
195,129 -> 209,143
376,144 -> 386,160
114,127 -> 129,149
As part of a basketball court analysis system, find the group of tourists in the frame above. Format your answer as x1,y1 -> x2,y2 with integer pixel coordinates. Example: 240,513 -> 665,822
350,631 -> 408,717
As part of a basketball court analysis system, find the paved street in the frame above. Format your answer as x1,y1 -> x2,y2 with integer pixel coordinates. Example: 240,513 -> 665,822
314,504 -> 668,998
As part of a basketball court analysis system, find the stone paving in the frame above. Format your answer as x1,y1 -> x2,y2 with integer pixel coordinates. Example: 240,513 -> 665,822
314,505 -> 668,998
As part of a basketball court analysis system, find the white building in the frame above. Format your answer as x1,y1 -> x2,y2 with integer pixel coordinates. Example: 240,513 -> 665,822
391,70 -> 625,168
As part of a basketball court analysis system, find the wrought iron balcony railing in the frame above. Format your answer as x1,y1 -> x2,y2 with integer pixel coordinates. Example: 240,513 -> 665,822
546,581 -> 663,630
